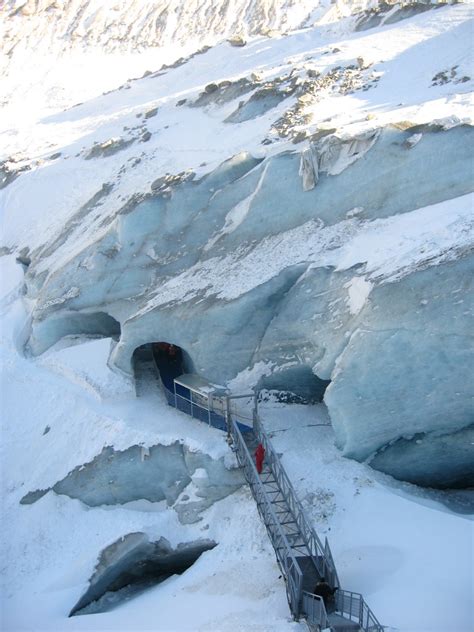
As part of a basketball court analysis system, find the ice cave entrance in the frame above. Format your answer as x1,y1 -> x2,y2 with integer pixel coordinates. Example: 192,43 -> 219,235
133,343 -> 231,431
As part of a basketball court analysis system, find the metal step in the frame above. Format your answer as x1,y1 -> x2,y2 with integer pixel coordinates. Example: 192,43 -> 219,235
327,612 -> 361,631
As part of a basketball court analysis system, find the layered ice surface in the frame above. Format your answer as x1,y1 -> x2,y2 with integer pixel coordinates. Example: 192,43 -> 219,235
2,6 -> 474,632
70,533 -> 217,615
6,2 -> 473,490
22,121 -> 474,488
21,442 -> 244,524
325,254 -> 474,488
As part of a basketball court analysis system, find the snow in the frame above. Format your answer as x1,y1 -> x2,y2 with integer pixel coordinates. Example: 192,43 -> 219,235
1,3 -> 473,258
2,246 -> 473,630
345,276 -> 373,315
138,193 -> 473,307
37,338 -> 133,401
1,3 -> 474,632
260,402 -> 474,632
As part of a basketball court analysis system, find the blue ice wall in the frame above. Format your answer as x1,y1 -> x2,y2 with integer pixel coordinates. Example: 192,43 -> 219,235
23,124 -> 474,487
325,253 -> 474,487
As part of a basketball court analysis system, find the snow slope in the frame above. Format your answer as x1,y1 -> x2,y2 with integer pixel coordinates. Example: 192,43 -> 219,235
5,2 -> 471,487
1,254 -> 472,632
1,2 -> 473,631
0,0 -> 408,115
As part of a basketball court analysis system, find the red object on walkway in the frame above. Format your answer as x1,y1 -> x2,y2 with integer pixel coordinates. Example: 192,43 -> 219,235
255,443 -> 265,474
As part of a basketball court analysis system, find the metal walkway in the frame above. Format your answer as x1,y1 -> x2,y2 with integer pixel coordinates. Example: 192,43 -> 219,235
140,344 -> 384,632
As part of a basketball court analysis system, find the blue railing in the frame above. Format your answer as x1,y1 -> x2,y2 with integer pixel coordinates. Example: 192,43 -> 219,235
151,348 -> 251,433
334,589 -> 384,632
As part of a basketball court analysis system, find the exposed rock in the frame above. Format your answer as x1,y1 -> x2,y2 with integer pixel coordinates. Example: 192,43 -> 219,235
271,63 -> 380,141
191,77 -> 255,108
0,159 -> 30,189
292,130 -> 309,144
150,170 -> 195,194
228,36 -> 247,47
431,65 -> 472,87
144,107 -> 158,119
225,83 -> 297,124
204,82 -> 219,94
16,253 -> 31,269
85,138 -> 134,160
355,1 -> 437,32
404,133 -> 423,148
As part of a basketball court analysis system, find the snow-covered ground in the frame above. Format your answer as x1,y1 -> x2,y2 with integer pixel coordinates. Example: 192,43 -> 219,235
2,3 -> 473,255
1,251 -> 473,631
1,3 -> 473,631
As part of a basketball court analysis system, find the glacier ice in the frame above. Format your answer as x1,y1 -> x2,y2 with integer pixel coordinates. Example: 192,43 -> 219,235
21,123 -> 474,487
70,532 -> 216,615
21,443 -> 244,521
325,253 -> 474,488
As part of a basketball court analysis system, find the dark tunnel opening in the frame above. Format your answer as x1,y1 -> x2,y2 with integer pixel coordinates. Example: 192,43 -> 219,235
133,342 -> 194,391
132,342 -> 200,408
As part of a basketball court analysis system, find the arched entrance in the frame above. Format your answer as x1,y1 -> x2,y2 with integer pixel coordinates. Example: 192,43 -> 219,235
132,342 -> 237,432
132,342 -> 190,393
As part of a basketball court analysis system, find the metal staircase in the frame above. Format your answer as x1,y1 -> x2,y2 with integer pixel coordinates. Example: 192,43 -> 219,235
230,417 -> 383,632
141,345 -> 384,632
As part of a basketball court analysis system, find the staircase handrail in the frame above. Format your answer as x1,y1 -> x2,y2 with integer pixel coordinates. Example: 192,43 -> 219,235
334,588 -> 384,632
301,591 -> 328,629
253,415 -> 339,587
230,419 -> 304,619
148,353 -> 382,629
324,536 -> 341,588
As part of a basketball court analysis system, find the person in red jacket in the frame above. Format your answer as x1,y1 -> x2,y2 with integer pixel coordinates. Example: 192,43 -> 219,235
255,443 -> 265,474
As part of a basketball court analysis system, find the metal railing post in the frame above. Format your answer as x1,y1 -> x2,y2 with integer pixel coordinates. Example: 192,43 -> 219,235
253,391 -> 259,427
147,361 -> 383,632
225,396 -> 231,440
